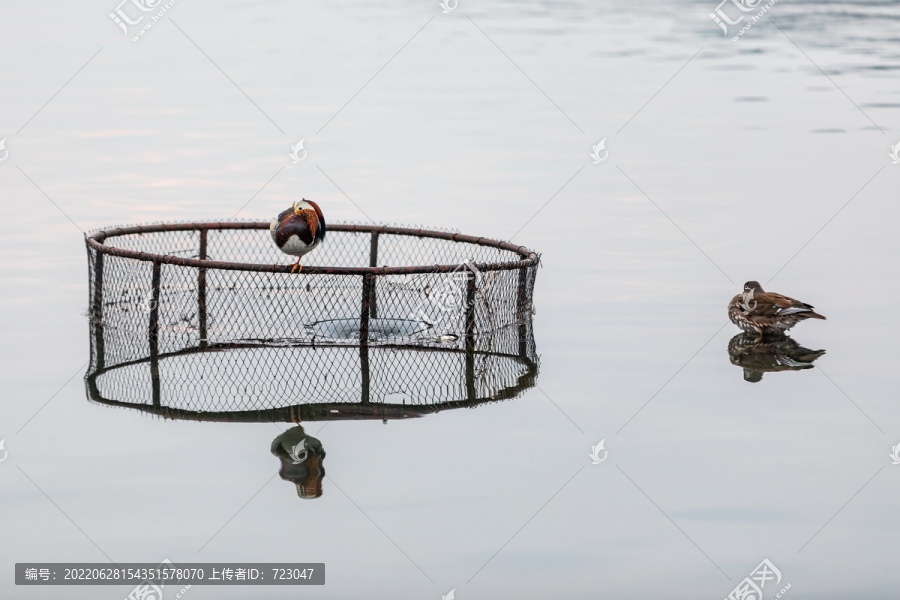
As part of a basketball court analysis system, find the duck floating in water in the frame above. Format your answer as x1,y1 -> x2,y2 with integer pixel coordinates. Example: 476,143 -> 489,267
728,281 -> 825,336
270,199 -> 326,273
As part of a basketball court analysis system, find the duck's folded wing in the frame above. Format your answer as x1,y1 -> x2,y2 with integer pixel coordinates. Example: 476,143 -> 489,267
274,215 -> 314,246
760,292 -> 818,316
747,293 -> 781,315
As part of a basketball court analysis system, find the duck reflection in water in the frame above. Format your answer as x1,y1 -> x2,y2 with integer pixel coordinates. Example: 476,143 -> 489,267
728,333 -> 826,382
271,426 -> 326,498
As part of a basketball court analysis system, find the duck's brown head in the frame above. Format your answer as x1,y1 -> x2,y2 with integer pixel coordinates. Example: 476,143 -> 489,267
744,281 -> 764,294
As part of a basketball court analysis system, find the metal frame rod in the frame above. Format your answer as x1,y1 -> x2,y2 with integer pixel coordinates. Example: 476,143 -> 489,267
86,222 -> 538,275
360,273 -> 374,403
149,261 -> 162,407
465,270 -> 477,338
369,232 -> 379,318
198,229 -> 208,348
90,250 -> 106,370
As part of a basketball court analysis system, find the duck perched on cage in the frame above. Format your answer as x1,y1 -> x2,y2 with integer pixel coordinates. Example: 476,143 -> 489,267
728,281 -> 825,336
270,199 -> 326,273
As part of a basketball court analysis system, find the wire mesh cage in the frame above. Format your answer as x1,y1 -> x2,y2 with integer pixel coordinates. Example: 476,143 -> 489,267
85,222 -> 539,355
84,221 -> 540,422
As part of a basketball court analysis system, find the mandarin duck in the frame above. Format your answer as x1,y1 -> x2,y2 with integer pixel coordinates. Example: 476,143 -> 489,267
728,281 -> 825,336
270,199 -> 326,273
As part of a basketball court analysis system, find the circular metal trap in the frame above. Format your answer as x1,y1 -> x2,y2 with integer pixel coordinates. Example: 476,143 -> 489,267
85,222 -> 539,347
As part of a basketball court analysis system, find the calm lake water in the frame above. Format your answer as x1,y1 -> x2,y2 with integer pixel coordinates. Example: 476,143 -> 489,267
1,1 -> 899,598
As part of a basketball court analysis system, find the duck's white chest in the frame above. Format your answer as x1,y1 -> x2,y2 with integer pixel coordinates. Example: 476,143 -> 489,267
281,234 -> 315,257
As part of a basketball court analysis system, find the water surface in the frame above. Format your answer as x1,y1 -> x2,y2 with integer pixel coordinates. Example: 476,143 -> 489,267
1,1 -> 899,598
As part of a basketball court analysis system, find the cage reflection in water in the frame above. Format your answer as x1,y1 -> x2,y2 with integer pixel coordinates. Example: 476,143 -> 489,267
85,320 -> 538,498
85,322 -> 539,421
